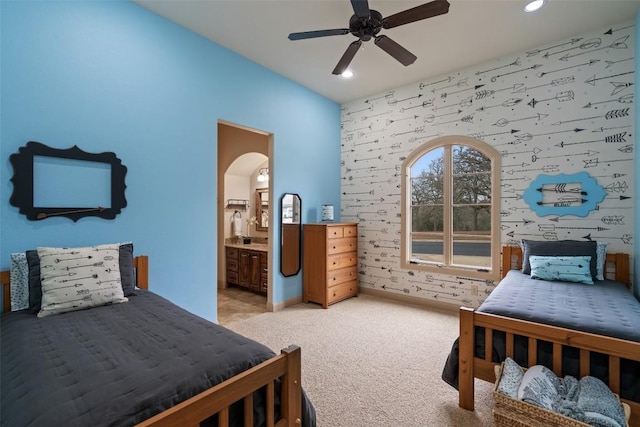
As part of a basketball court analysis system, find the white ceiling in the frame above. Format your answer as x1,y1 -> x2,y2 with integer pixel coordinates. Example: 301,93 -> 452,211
134,0 -> 639,104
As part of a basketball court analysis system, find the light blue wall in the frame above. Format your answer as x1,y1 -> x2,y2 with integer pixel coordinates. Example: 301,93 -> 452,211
635,8 -> 639,301
0,0 -> 341,321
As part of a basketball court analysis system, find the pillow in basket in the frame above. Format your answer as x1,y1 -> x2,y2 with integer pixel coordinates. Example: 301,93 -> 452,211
497,357 -> 524,398
517,365 -> 561,411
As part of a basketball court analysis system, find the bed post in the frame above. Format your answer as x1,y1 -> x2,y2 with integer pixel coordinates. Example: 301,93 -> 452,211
134,256 -> 149,290
459,307 -> 475,410
1,270 -> 10,313
280,345 -> 302,426
501,246 -> 513,279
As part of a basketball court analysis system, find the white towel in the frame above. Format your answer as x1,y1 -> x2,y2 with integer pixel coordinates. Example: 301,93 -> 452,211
232,215 -> 242,236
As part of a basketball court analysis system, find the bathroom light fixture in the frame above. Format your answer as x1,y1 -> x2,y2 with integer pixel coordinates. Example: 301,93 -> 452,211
341,70 -> 353,78
524,0 -> 545,12
257,167 -> 269,182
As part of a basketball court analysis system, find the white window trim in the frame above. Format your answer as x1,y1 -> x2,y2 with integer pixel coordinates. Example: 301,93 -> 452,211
400,135 -> 501,281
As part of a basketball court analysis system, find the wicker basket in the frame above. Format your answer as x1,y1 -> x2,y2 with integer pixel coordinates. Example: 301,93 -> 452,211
493,364 -> 631,427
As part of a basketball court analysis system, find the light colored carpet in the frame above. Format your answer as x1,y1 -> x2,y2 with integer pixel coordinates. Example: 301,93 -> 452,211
226,294 -> 496,427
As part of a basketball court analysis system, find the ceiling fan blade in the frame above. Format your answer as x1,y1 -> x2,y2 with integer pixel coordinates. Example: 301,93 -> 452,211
288,29 -> 350,41
383,0 -> 450,29
332,40 -> 362,75
374,35 -> 417,66
351,0 -> 371,19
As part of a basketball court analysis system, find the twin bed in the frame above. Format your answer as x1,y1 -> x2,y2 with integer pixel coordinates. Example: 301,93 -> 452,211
443,245 -> 640,427
1,251 -> 315,427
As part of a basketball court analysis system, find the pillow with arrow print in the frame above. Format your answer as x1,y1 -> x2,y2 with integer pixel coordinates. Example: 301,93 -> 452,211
529,255 -> 594,285
36,243 -> 128,318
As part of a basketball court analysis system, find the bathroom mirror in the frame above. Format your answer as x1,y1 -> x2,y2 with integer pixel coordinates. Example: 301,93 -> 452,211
256,189 -> 268,231
280,193 -> 301,277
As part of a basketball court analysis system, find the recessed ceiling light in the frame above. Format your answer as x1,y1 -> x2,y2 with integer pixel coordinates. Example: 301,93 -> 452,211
524,0 -> 545,12
341,70 -> 354,78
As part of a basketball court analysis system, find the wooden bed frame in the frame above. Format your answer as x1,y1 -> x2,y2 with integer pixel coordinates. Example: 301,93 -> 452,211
458,246 -> 640,427
1,255 -> 303,427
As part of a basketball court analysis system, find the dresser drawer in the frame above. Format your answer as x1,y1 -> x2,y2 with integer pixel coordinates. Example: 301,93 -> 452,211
328,252 -> 357,270
327,237 -> 357,255
327,280 -> 357,303
342,225 -> 357,238
327,265 -> 357,287
327,225 -> 358,239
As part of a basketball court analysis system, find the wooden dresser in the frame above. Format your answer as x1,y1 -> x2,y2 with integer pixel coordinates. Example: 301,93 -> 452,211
303,222 -> 358,308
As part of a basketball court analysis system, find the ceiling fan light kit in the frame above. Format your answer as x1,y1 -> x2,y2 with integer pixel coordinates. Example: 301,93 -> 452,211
288,0 -> 450,75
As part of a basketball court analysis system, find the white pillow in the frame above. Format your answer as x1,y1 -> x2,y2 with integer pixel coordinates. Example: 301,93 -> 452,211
517,365 -> 561,410
37,243 -> 128,317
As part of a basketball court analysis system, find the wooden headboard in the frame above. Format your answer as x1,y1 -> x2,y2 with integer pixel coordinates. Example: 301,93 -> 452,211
502,245 -> 630,288
0,255 -> 149,313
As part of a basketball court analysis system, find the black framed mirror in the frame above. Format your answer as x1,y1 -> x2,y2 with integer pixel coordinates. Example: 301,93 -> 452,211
280,193 -> 301,277
9,141 -> 127,221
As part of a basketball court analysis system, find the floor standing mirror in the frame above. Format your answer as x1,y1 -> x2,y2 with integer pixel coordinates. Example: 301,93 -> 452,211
280,193 -> 301,276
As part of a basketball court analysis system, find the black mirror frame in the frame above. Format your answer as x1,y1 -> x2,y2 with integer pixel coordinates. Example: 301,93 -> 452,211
280,193 -> 301,277
9,141 -> 127,221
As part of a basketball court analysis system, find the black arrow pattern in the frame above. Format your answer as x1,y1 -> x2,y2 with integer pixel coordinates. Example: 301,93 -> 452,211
339,21 -> 634,307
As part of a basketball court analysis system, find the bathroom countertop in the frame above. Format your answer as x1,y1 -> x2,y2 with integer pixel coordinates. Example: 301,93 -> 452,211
225,242 -> 268,252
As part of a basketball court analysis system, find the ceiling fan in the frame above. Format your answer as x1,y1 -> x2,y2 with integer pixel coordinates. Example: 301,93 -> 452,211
288,0 -> 450,75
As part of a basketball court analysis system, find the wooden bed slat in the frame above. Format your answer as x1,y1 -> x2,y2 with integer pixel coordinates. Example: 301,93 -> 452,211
552,343 -> 562,377
528,337 -> 537,366
267,381 -> 275,426
505,332 -> 514,359
579,349 -> 590,378
484,328 -> 493,362
609,356 -> 621,394
244,393 -> 253,427
219,408 -> 229,427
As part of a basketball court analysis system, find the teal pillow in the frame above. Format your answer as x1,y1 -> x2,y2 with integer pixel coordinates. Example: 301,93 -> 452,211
529,255 -> 594,285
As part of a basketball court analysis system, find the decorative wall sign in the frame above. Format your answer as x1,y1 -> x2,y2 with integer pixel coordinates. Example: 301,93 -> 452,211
9,141 -> 127,221
522,172 -> 606,217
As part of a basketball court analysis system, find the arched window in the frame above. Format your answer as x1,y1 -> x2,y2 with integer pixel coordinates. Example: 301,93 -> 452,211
401,136 -> 501,280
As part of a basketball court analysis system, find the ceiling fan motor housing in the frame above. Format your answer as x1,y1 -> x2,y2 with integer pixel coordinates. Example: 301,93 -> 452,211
349,9 -> 383,41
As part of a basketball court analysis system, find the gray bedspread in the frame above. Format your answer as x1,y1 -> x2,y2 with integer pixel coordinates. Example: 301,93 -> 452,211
1,290 -> 316,427
478,270 -> 640,342
442,271 -> 640,402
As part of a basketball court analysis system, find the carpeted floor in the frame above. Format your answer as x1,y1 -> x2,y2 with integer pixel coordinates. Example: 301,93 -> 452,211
226,294 -> 496,426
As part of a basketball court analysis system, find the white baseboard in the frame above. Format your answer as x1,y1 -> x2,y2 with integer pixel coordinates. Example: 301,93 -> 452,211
358,287 -> 460,313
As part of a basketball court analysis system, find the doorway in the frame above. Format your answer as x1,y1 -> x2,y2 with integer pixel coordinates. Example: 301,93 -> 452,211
217,121 -> 273,325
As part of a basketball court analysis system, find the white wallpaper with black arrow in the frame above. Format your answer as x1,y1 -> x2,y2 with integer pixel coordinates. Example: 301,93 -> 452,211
340,21 -> 635,308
